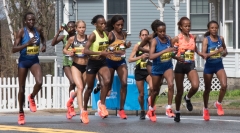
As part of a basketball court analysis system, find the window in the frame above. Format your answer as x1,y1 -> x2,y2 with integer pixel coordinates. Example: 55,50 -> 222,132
104,0 -> 130,33
190,0 -> 209,30
224,0 -> 233,47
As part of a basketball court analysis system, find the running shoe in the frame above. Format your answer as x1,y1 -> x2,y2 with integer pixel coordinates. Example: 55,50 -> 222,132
214,101 -> 224,116
183,95 -> 193,111
66,108 -> 73,119
93,83 -> 101,94
18,113 -> 25,125
28,94 -> 36,112
166,108 -> 175,118
81,111 -> 89,124
203,108 -> 210,121
66,92 -> 76,116
146,109 -> 156,122
174,113 -> 181,122
97,100 -> 108,118
139,111 -> 146,120
118,110 -> 127,119
69,106 -> 76,116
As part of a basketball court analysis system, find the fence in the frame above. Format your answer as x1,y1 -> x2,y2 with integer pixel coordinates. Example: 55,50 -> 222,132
0,64 -> 220,112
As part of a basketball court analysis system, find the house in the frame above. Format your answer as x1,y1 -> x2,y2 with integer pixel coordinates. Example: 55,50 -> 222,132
55,0 -> 240,89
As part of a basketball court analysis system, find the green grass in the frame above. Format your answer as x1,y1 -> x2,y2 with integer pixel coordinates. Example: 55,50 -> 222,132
156,89 -> 240,108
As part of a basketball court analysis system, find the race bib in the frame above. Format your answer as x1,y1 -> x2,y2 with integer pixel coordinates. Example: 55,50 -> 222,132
74,47 -> 85,57
140,61 -> 147,69
184,51 -> 194,62
210,49 -> 221,59
27,46 -> 39,55
160,52 -> 172,62
98,41 -> 109,51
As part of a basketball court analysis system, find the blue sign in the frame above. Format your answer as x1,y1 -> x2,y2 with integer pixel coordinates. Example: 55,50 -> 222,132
92,75 -> 148,111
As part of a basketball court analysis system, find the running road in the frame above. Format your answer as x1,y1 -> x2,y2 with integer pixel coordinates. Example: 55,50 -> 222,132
0,114 -> 239,133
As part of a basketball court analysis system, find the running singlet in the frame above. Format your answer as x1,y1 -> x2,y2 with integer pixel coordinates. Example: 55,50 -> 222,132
176,33 -> 195,63
153,37 -> 172,64
107,31 -> 126,61
136,42 -> 147,69
206,35 -> 222,64
19,27 -> 40,60
90,30 -> 109,56
62,35 -> 73,66
71,34 -> 88,57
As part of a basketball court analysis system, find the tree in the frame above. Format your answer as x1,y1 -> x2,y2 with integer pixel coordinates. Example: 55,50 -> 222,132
3,0 -> 55,41
0,0 -> 56,77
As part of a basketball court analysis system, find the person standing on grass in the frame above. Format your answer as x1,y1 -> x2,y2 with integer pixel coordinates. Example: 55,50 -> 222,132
12,12 -> 46,125
202,20 -> 228,121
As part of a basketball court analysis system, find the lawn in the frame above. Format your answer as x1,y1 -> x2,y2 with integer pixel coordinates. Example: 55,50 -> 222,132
156,89 -> 240,109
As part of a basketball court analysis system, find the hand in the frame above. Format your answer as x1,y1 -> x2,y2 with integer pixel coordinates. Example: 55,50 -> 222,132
27,38 -> 37,46
41,45 -> 46,52
67,51 -> 74,56
222,50 -> 228,57
141,53 -> 149,60
199,52 -> 207,59
100,51 -> 111,57
59,26 -> 64,32
176,56 -> 184,63
218,47 -> 224,53
166,47 -> 177,53
126,41 -> 132,48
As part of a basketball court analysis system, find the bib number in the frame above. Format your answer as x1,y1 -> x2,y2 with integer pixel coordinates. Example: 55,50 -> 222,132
184,51 -> 194,62
27,46 -> 39,55
210,49 -> 221,59
140,62 -> 147,69
160,52 -> 171,62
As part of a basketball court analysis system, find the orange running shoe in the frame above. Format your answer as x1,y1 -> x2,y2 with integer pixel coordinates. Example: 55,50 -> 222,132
28,94 -> 36,112
18,113 -> 25,125
166,108 -> 175,118
81,111 -> 89,124
203,108 -> 210,121
97,100 -> 108,118
69,106 -> 76,116
118,110 -> 127,119
66,108 -> 73,119
214,101 -> 224,116
148,96 -> 156,110
147,109 -> 156,122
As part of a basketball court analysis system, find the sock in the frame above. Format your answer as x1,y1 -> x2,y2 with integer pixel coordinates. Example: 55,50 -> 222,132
185,95 -> 190,100
149,106 -> 154,111
217,101 -> 221,104
166,105 -> 172,109
204,108 -> 208,110
175,110 -> 180,113
70,90 -> 75,99
96,80 -> 100,85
